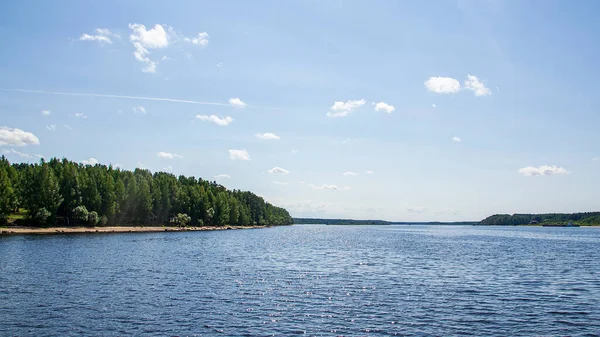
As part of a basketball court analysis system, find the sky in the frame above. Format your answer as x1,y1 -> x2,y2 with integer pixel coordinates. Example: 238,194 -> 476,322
1,0 -> 599,221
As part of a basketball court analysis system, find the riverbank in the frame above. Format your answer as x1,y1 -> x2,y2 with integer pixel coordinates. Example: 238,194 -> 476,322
0,225 -> 268,235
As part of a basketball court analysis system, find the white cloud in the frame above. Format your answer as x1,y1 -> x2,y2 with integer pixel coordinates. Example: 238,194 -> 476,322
196,115 -> 234,126
452,136 -> 461,142
41,110 -> 51,116
256,133 -> 280,140
273,181 -> 288,186
229,149 -> 250,161
184,32 -> 209,46
163,165 -> 173,171
518,165 -> 569,176
291,149 -> 298,154
74,113 -> 88,119
326,99 -> 366,117
593,157 -> 599,161
157,152 -> 183,159
0,127 -> 40,146
310,184 -> 351,191
216,62 -> 223,67
34,154 -> 44,159
214,174 -> 231,179
268,167 -> 290,175
79,28 -> 116,44
46,125 -> 56,132
161,55 -> 171,61
113,163 -> 122,169
464,74 -> 491,97
132,106 -> 146,115
82,157 -> 99,165
2,148 -> 32,158
229,98 -> 246,108
129,23 -> 170,73
366,170 -> 374,175
374,102 -> 395,114
64,124 -> 72,130
432,104 -> 437,108
406,205 -> 427,213
342,171 -> 358,176
424,77 -> 461,94
185,52 -> 192,59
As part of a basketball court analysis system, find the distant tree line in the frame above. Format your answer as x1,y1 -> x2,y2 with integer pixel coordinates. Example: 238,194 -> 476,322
479,212 -> 600,226
0,156 -> 293,227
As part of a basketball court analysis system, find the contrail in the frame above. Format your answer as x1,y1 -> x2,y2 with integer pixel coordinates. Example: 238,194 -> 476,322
0,88 -> 230,106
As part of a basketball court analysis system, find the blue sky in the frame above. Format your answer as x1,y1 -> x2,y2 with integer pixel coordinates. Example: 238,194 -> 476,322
1,0 -> 599,221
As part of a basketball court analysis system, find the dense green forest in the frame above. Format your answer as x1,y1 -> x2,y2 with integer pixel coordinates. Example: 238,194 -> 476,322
479,212 -> 600,226
0,156 -> 293,227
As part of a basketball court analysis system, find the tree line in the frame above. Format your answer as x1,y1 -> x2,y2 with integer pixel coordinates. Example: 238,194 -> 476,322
479,212 -> 600,226
0,156 -> 293,227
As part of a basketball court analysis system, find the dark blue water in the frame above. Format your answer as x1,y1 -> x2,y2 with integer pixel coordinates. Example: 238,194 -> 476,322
1,225 -> 600,336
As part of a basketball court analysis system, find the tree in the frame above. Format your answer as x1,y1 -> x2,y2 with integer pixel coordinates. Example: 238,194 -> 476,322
73,205 -> 89,225
0,165 -> 14,223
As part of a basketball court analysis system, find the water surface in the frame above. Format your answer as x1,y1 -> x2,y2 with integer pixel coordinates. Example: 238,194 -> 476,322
1,225 -> 599,336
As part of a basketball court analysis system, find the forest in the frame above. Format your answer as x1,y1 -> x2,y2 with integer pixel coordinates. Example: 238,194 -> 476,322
479,212 -> 600,226
0,156 -> 293,228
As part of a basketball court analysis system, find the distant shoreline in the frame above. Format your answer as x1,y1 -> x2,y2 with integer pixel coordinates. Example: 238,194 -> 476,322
0,225 -> 267,236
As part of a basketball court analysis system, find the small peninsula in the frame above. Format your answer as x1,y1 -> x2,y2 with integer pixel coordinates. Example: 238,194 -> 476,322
0,156 -> 293,232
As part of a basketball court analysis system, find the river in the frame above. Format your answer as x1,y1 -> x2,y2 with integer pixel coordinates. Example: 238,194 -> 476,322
1,225 -> 599,336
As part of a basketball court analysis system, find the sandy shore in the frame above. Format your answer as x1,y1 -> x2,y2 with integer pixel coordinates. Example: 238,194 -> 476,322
0,225 -> 267,235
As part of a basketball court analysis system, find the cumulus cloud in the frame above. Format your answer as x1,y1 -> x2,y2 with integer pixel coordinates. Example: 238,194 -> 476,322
214,174 -> 231,179
79,28 -> 117,44
464,74 -> 491,97
374,102 -> 395,114
342,171 -> 358,176
229,98 -> 246,108
0,127 -> 40,146
74,113 -> 88,118
452,136 -> 461,142
432,104 -> 437,108
132,106 -> 146,115
196,115 -> 234,126
273,181 -> 288,186
366,170 -> 374,174
229,149 -> 250,161
256,133 -> 280,140
46,125 -> 56,132
268,167 -> 290,175
518,165 -> 569,176
326,99 -> 366,117
185,32 -> 209,46
157,152 -> 183,159
129,23 -> 170,73
82,157 -> 99,165
406,205 -> 427,213
2,148 -> 32,158
41,110 -> 51,116
310,184 -> 350,191
425,77 -> 461,94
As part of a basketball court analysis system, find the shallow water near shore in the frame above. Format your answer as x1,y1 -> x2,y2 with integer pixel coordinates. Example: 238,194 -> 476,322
1,225 -> 599,336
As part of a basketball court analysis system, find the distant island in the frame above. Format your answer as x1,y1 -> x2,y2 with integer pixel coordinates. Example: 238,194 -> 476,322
479,212 -> 600,226
0,156 -> 293,230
